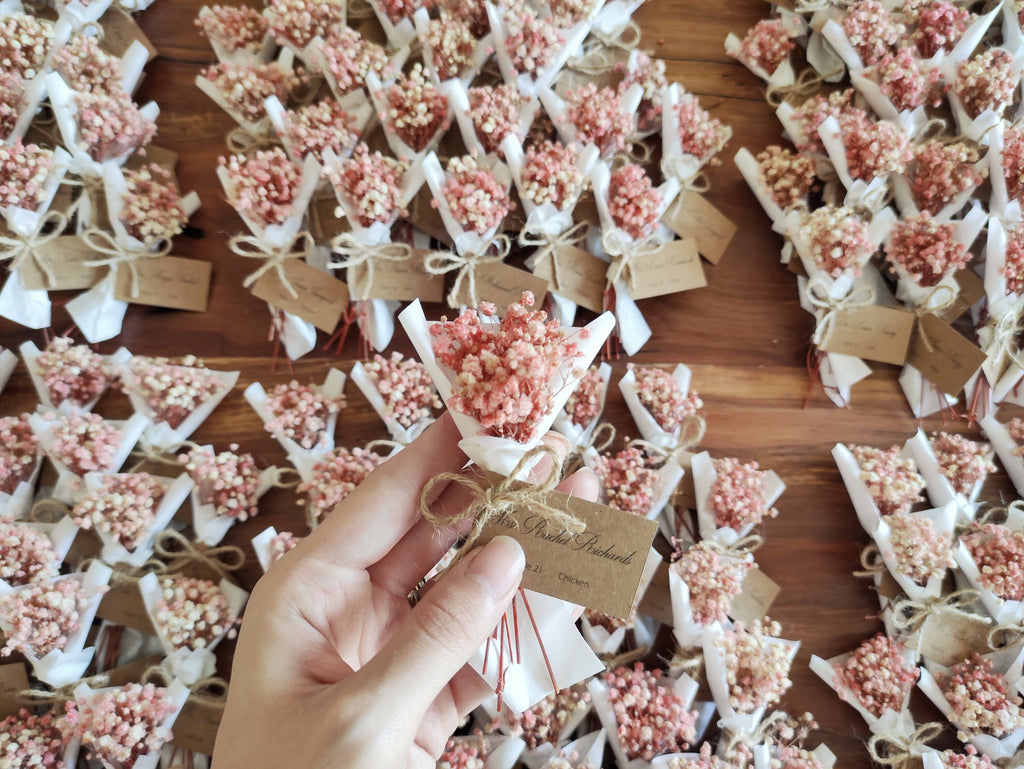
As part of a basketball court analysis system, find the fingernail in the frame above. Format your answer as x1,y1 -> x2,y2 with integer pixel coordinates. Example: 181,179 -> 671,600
467,536 -> 525,599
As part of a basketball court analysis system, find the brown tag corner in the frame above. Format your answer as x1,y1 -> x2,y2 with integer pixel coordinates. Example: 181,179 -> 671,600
662,192 -> 738,265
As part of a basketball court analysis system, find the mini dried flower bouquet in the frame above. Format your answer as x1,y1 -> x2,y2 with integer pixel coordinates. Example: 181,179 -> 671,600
904,428 -> 997,522
20,337 -> 130,415
692,451 -> 785,545
953,504 -> 1024,625
350,352 -> 442,444
669,539 -> 754,649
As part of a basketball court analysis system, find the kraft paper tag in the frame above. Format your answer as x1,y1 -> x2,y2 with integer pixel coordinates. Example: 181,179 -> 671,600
172,694 -> 225,755
637,562 -> 674,626
533,246 -> 606,313
728,568 -> 781,625
917,609 -> 993,666
100,7 -> 158,60
361,249 -> 445,302
575,192 -> 601,226
411,189 -> 454,247
251,260 -> 350,332
627,239 -> 707,300
906,314 -> 987,395
939,270 -> 986,322
307,195 -> 350,243
820,306 -> 915,366
114,256 -> 212,312
0,663 -> 29,718
451,259 -> 550,310
64,528 -> 102,569
662,192 -> 737,265
876,569 -> 902,602
476,477 -> 659,619
18,236 -> 104,291
97,582 -> 156,634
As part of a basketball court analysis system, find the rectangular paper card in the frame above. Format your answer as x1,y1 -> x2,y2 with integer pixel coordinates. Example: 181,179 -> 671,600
0,663 -> 29,718
18,236 -> 105,291
113,256 -> 212,312
451,259 -> 550,310
728,568 -> 781,625
628,239 -> 707,300
97,582 -> 156,634
476,479 -> 659,618
532,246 -> 607,313
251,260 -> 350,332
100,7 -> 158,59
940,269 -> 987,322
906,314 -> 988,395
367,249 -> 445,302
820,305 -> 916,365
918,609 -> 993,667
662,192 -> 737,265
172,695 -> 225,755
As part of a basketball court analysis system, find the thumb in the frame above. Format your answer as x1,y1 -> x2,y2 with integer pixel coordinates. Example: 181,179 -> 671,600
362,536 -> 525,719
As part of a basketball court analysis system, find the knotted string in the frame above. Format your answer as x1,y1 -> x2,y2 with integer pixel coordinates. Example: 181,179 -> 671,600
519,221 -> 589,291
270,467 -> 302,489
587,20 -> 641,52
0,211 -> 68,287
804,278 -> 877,348
867,722 -> 944,769
564,421 -> 616,475
423,235 -> 512,309
127,439 -> 203,472
60,173 -> 104,228
705,533 -> 764,558
19,673 -> 110,706
628,413 -> 707,461
142,666 -> 230,704
912,284 -> 959,353
721,710 -> 794,758
228,231 -> 315,299
28,498 -> 71,524
602,232 -> 663,290
82,227 -> 173,298
980,304 -> 1024,380
153,530 -> 245,583
225,125 -> 281,156
766,67 -> 827,108
681,171 -> 710,194
890,588 -> 982,634
988,621 -> 1024,650
419,445 -> 585,565
329,233 -> 414,300
601,644 -> 649,669
852,542 -> 886,577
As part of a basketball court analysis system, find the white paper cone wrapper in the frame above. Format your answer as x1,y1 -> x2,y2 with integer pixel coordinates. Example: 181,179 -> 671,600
422,151 -> 513,255
415,9 -> 494,88
0,270 -> 54,331
191,463 -> 279,547
872,502 -> 957,601
693,451 -> 785,545
194,49 -> 294,137
988,123 -> 1024,224
493,694 -> 594,769
366,70 -> 451,166
448,79 -> 538,162
984,218 -> 1024,322
8,516 -> 77,573
735,147 -> 786,225
1,76 -> 47,145
619,363 -> 696,449
612,280 -> 653,356
942,47 -> 1018,144
661,83 -> 734,182
244,368 -> 345,460
350,360 -> 435,445
129,367 -> 239,451
725,30 -> 797,88
252,526 -> 295,574
553,362 -> 611,450
273,308 -> 317,360
818,114 -> 898,212
670,567 -> 737,649
64,272 -> 129,344
0,348 -> 18,395
0,451 -> 40,520
20,341 -> 130,416
953,504 -> 1024,624
580,613 -> 628,657
584,448 -> 684,521
365,0 -> 417,48
981,415 -> 1024,500
537,729 -> 606,769
900,364 -> 958,419
905,428 -> 986,524
3,148 -> 70,236
831,440 -> 919,535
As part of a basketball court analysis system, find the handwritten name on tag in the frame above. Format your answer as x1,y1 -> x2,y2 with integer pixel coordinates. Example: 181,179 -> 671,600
533,246 -> 606,313
114,256 -> 212,312
628,239 -> 707,300
251,260 -> 350,332
366,249 -> 445,303
906,314 -> 987,395
451,259 -> 550,310
662,192 -> 737,265
820,306 -> 915,366
18,236 -> 104,291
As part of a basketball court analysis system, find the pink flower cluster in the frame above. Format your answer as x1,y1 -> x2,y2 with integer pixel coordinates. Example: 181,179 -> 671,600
183,445 -> 262,521
676,93 -> 731,163
154,575 -> 238,650
379,0 -> 434,24
0,520 -> 59,586
909,0 -> 968,57
601,664 -> 698,760
841,0 -> 905,65
263,380 -> 345,449
1010,417 -> 1024,453
0,414 -> 37,494
521,140 -> 587,210
439,154 -> 512,233
939,653 -> 1024,736
439,737 -> 487,769
326,144 -> 407,227
431,292 -> 586,441
220,147 -> 301,227
380,63 -> 450,153
798,205 -> 872,277
504,687 -> 590,749
834,633 -> 918,717
195,5 -> 268,53
939,749 -> 998,769
74,90 -> 157,162
120,163 -> 187,245
549,0 -> 596,25
962,523 -> 1024,601
362,351 -> 442,428
503,0 -> 564,76
876,47 -> 945,112
564,365 -> 603,428
0,72 -> 26,139
440,0 -> 489,36
850,444 -> 926,515
632,364 -> 703,432
269,530 -> 300,563
910,141 -> 984,215
317,27 -> 392,96
467,84 -> 526,155
0,577 -> 88,657
265,0 -> 344,48
281,99 -> 358,164
884,212 -> 968,287
1003,224 -> 1024,295
671,540 -> 751,625
620,52 -> 668,132
35,336 -> 110,408
426,13 -> 477,81
737,18 -> 795,74
837,111 -> 911,181
1005,126 -> 1024,208
61,683 -> 174,767
48,412 -> 122,476
299,446 -> 386,521
756,145 -> 816,208
607,163 -> 662,240
716,618 -> 792,713
565,83 -> 632,156
200,60 -> 304,123
931,432 -> 995,495
52,34 -> 121,94
956,49 -> 1017,120
0,710 -> 65,769
128,355 -> 225,429
0,14 -> 52,80
791,89 -> 856,154
72,472 -> 165,552
709,457 -> 777,531
593,446 -> 660,517
888,511 -> 954,584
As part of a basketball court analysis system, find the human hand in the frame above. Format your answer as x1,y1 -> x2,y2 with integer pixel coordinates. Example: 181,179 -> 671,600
212,413 -> 599,769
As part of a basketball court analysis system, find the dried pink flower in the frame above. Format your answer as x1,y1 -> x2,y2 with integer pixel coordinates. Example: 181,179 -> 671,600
120,163 -> 187,244
607,163 -> 662,240
316,26 -> 393,96
850,444 -> 926,516
48,412 -> 121,476
931,431 -> 995,495
1003,125 -> 1024,208
835,633 -> 918,716
0,414 -> 37,494
593,446 -> 661,517
671,540 -> 751,625
601,663 -> 698,760
0,709 -> 65,769
182,444 -> 262,521
1003,223 -> 1024,295
620,52 -> 668,132
437,154 -> 512,233
220,147 -> 301,228
841,0 -> 905,65
1010,417 -> 1024,453
876,47 -> 945,112
909,0 -> 969,58
195,5 -> 268,53
938,653 -> 1024,736
909,141 -> 983,215
716,618 -> 793,713
467,84 -> 527,155
520,140 -> 587,210
836,111 -> 911,180
154,575 -> 238,650
503,687 -> 590,749
0,72 -> 26,139
956,49 -> 1017,120
0,14 -> 53,80
939,748 -> 998,769
756,145 -> 816,209
269,531 -> 300,563
362,351 -> 442,428
200,61 -> 304,123
631,364 -> 703,432
378,0 -> 435,24
564,365 -> 603,428
263,380 -> 345,449
439,737 -> 487,769
735,18 -> 795,74
675,93 -> 731,163
790,89 -> 857,154
0,577 -> 89,657
502,0 -> 565,76
549,0 -> 595,25
565,83 -> 632,156
962,523 -> 1024,601
34,336 -> 110,408
425,13 -> 477,81
74,89 -> 157,162
0,520 -> 59,586
439,0 -> 489,35
72,473 -> 165,552
430,292 -> 587,442
280,98 -> 358,164
710,457 -> 778,531
298,446 -> 386,521
883,212 -> 968,287
325,144 -> 408,227
798,205 -> 872,277
61,683 -> 174,766
265,0 -> 345,48
128,355 -> 225,430
53,34 -> 122,94
379,62 -> 450,153
888,511 -> 955,584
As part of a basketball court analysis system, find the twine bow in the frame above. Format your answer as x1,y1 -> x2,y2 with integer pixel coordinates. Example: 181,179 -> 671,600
628,414 -> 707,462
519,221 -> 589,292
60,173 -> 105,227
329,233 -> 414,300
602,232 -> 663,290
705,533 -> 764,558
867,722 -> 944,768
153,530 -> 245,583
424,235 -> 511,309
890,588 -> 982,634
722,710 -> 793,757
0,211 -> 68,287
20,673 -> 110,706
853,542 -> 886,577
82,227 -> 173,298
229,231 -> 315,300
988,621 -> 1024,650
767,67 -> 828,108
980,305 -> 1024,379
972,499 -> 1024,529
564,422 -> 617,476
913,284 -> 959,353
419,445 -> 586,562
588,20 -> 641,52
226,125 -> 281,156
142,666 -> 230,703
804,278 -> 877,348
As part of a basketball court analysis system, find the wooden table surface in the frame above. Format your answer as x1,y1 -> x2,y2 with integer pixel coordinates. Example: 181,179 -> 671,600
0,0 -> 1009,765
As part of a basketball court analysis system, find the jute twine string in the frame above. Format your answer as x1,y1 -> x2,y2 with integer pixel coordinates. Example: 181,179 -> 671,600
329,232 -> 414,300
423,235 -> 512,309
0,210 -> 68,287
82,227 -> 173,298
890,588 -> 982,634
228,230 -> 315,299
518,221 -> 589,291
867,722 -> 944,769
